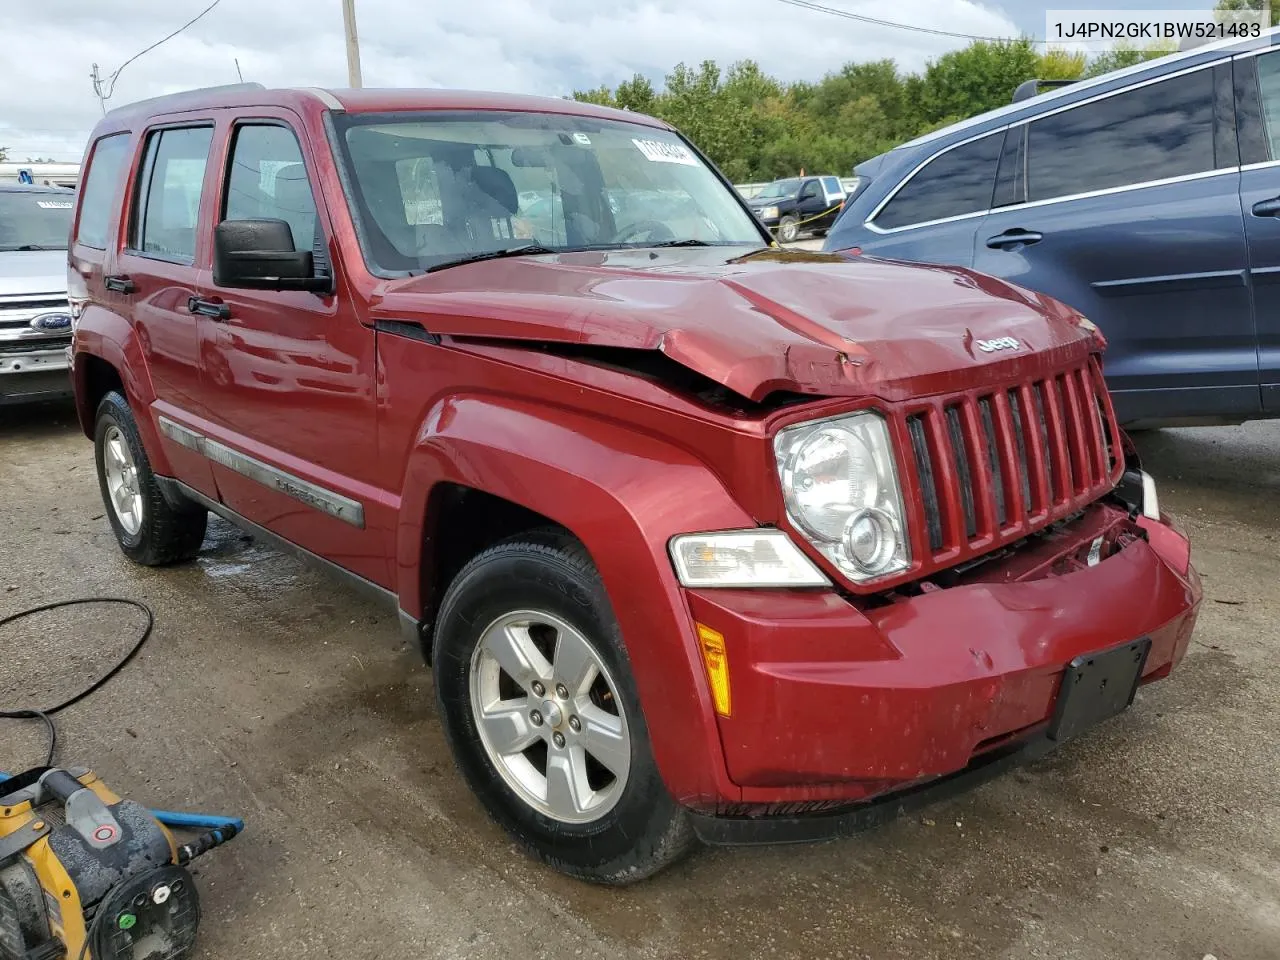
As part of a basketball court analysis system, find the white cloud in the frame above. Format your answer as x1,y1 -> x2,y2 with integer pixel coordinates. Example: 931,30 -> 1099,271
0,0 -> 1022,161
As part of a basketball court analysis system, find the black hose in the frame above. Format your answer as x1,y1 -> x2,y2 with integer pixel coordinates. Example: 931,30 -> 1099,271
0,598 -> 155,767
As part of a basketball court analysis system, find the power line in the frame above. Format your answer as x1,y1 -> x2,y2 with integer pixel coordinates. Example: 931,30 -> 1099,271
93,0 -> 226,107
773,0 -> 1044,44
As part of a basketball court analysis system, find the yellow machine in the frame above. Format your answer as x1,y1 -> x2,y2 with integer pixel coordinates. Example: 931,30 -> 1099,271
0,767 -> 232,960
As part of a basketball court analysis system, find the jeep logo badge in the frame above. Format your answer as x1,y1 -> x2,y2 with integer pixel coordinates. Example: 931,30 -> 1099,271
976,336 -> 1021,353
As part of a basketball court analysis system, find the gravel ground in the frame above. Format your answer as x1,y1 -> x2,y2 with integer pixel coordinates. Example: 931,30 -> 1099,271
1,399 -> 1277,960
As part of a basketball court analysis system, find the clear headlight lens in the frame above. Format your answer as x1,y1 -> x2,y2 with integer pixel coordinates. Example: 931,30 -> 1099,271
774,411 -> 911,583
670,530 -> 830,588
760,205 -> 779,219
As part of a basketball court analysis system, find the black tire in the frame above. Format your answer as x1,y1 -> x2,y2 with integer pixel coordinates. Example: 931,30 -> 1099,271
94,391 -> 207,566
433,529 -> 696,884
778,215 -> 800,243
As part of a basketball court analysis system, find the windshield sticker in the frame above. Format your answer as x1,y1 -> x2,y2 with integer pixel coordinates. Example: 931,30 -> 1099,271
571,132 -> 591,145
632,138 -> 698,166
36,201 -> 73,209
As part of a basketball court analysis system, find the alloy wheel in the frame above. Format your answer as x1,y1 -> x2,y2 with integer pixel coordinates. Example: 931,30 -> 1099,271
102,425 -> 144,536
469,609 -> 631,823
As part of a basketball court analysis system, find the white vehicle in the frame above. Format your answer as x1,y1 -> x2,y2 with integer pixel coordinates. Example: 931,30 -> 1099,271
0,185 -> 76,404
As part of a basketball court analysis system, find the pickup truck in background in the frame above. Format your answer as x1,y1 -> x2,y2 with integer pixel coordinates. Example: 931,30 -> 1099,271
0,184 -> 76,404
746,175 -> 845,241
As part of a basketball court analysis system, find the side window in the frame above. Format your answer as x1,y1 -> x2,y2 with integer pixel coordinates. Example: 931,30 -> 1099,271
1234,56 -> 1268,165
799,180 -> 820,200
1027,68 -> 1215,203
874,131 -> 1003,230
993,126 -> 1026,208
131,126 -> 214,261
822,176 -> 842,196
224,124 -> 319,257
76,134 -> 132,249
1252,51 -> 1280,161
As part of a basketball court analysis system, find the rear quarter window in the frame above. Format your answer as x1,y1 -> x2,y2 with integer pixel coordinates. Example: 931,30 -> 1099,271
1026,67 -> 1216,202
76,134 -> 132,249
873,131 -> 1004,231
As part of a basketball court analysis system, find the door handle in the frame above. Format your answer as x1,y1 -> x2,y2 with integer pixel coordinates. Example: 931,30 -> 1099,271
986,229 -> 1043,249
104,275 -> 135,294
187,296 -> 231,321
1252,197 -> 1280,217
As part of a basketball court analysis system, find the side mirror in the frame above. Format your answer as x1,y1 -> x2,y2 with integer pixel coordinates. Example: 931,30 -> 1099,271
213,219 -> 331,293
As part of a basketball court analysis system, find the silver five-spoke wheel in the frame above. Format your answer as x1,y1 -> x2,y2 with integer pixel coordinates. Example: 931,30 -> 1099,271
102,424 -> 144,536
470,609 -> 631,824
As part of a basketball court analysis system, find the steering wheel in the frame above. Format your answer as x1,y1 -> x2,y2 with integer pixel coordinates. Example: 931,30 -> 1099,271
613,219 -> 676,245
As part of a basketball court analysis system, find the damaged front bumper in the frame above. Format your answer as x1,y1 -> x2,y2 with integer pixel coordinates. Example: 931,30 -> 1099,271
678,501 -> 1200,839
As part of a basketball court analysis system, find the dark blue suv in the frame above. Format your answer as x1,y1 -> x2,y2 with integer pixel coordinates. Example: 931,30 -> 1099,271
826,29 -> 1280,428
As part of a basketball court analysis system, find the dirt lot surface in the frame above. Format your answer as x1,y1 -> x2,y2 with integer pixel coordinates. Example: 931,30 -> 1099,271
2,400 -> 1277,960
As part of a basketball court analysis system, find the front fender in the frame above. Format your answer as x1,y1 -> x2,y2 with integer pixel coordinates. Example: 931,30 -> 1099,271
397,394 -> 758,807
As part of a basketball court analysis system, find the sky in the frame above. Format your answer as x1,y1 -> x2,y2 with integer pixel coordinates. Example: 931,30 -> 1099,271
0,0 -> 1221,161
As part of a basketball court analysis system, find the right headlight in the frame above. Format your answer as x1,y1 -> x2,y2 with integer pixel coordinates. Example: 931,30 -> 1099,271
774,411 -> 911,583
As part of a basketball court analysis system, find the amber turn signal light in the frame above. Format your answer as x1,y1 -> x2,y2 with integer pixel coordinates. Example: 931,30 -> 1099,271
696,622 -> 732,717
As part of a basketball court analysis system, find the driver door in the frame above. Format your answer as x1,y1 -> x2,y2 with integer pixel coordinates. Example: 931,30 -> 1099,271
193,110 -> 389,585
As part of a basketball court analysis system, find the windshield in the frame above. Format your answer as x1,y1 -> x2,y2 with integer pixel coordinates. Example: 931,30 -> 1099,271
0,190 -> 74,251
754,178 -> 801,200
333,111 -> 765,273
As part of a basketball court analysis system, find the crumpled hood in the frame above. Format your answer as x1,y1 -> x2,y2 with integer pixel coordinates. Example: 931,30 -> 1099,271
0,250 -> 68,298
372,247 -> 1097,403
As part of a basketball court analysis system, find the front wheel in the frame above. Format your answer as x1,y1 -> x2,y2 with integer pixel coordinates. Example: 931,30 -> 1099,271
433,530 -> 695,883
94,391 -> 207,565
778,215 -> 800,243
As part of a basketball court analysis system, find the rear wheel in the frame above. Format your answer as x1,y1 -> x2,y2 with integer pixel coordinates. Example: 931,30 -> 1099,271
778,215 -> 800,243
94,391 -> 207,565
433,530 -> 695,883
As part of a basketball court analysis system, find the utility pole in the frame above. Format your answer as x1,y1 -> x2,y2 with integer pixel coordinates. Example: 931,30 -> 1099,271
90,63 -> 107,115
341,0 -> 363,88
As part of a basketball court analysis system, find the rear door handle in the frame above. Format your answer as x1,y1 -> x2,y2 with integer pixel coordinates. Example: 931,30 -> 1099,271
104,275 -> 135,294
1252,197 -> 1280,217
187,296 -> 231,321
986,229 -> 1043,249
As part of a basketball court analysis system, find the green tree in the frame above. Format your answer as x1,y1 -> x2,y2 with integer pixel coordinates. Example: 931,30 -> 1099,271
914,39 -> 1042,126
613,74 -> 657,114
1215,0 -> 1280,27
1037,48 -> 1087,81
1084,41 -> 1176,78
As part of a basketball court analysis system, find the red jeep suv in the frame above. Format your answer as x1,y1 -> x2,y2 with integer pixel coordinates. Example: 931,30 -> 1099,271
68,83 -> 1201,883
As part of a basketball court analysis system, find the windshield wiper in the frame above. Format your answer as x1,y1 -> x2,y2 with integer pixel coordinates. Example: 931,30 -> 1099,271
646,239 -> 714,248
5,244 -> 60,252
425,243 -> 558,273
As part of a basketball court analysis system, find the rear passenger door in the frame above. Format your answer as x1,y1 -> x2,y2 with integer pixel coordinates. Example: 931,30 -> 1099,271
115,123 -> 217,420
973,63 -> 1254,426
860,129 -> 1004,268
1234,46 -> 1280,413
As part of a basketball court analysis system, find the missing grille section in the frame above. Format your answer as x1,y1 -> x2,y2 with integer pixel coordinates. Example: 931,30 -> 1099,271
1095,394 -> 1117,473
907,414 -> 944,552
1054,375 -> 1080,493
945,405 -> 978,540
1032,382 -> 1057,501
1007,389 -> 1033,513
977,397 -> 1007,527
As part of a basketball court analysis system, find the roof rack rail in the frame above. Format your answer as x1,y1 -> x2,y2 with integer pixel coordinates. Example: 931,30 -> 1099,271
107,82 -> 266,116
1011,79 -> 1077,104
